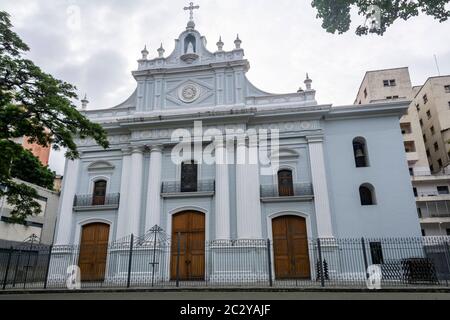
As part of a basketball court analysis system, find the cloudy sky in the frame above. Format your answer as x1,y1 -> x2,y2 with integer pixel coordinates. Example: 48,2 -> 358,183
2,0 -> 450,174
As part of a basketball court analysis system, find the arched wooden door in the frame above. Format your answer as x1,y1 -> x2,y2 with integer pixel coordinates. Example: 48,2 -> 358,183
78,223 -> 110,281
170,211 -> 205,280
272,215 -> 310,279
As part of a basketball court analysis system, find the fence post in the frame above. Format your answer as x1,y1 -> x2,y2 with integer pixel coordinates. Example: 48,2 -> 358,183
23,236 -> 36,289
317,238 -> 325,287
266,239 -> 273,287
151,228 -> 158,287
176,232 -> 181,288
43,245 -> 53,289
126,234 -> 134,288
361,237 -> 369,279
444,241 -> 450,287
2,247 -> 13,290
12,249 -> 22,288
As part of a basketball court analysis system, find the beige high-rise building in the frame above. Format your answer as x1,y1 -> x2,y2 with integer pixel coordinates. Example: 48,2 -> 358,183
355,68 -> 450,236
411,76 -> 450,173
354,67 -> 430,175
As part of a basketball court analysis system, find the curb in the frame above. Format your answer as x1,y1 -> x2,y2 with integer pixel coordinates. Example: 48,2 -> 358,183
1,287 -> 450,295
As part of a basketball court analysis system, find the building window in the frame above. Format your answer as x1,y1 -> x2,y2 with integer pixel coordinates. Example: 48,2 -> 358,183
413,187 -> 418,197
423,94 -> 428,104
448,101 -> 450,108
92,180 -> 107,205
430,126 -> 435,135
437,186 -> 449,195
383,79 -> 396,87
277,170 -> 294,197
426,110 -> 431,119
423,134 -> 427,142
444,85 -> 450,93
180,161 -> 198,192
418,208 -> 422,218
419,119 -> 423,127
426,149 -> 431,157
430,165 -> 434,172
447,229 -> 450,236
438,159 -> 443,168
421,229 -> 426,236
364,88 -> 367,98
416,104 -> 420,111
409,168 -> 414,176
434,142 -> 439,151
353,137 -> 369,168
370,242 -> 384,264
359,183 -> 376,206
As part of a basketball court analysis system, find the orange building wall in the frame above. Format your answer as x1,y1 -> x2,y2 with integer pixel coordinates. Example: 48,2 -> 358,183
22,138 -> 51,166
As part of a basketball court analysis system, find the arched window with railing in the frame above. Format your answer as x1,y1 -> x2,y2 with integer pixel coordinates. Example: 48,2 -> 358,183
181,160 -> 198,192
92,179 -> 107,205
277,169 -> 294,197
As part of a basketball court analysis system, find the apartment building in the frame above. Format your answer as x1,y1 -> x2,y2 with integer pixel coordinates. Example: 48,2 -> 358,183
412,76 -> 450,174
355,68 -> 450,235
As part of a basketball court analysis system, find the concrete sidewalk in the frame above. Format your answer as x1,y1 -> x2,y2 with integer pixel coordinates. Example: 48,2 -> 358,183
1,288 -> 450,300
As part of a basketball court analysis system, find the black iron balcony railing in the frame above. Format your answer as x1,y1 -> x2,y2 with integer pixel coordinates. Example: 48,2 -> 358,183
73,193 -> 120,207
260,182 -> 313,198
161,180 -> 215,194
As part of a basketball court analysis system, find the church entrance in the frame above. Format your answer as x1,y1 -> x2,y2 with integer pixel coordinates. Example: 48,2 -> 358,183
78,223 -> 110,282
170,211 -> 205,280
272,215 -> 310,279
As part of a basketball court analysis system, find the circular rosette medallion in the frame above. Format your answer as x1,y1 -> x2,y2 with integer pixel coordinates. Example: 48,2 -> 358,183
178,83 -> 200,103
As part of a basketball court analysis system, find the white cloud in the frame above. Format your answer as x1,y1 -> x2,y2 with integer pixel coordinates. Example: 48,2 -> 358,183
1,0 -> 449,174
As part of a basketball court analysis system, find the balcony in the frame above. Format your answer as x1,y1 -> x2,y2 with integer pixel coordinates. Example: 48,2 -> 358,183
406,151 -> 419,163
260,182 -> 314,202
416,191 -> 450,202
161,180 -> 215,198
73,193 -> 120,211
418,200 -> 450,222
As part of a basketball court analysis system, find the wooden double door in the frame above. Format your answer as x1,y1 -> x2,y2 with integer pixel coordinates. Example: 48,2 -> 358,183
78,223 -> 110,281
170,211 -> 205,280
272,215 -> 310,279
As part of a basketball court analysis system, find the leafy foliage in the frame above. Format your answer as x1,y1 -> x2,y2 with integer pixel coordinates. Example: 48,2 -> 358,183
311,0 -> 450,35
11,147 -> 56,190
0,11 -> 109,222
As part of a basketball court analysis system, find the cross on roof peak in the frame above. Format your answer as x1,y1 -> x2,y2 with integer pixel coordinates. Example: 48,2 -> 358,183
184,2 -> 200,22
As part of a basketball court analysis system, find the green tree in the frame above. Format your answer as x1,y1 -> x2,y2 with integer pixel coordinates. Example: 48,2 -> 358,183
10,148 -> 56,190
311,0 -> 450,35
0,11 -> 109,222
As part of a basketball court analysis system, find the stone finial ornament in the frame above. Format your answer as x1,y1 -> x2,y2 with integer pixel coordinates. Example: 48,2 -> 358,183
304,73 -> 313,90
157,43 -> 165,58
216,36 -> 224,51
234,34 -> 242,49
81,94 -> 89,110
141,45 -> 149,60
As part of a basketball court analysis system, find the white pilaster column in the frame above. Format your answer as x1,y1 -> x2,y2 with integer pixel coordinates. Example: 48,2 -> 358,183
307,136 -> 334,238
55,158 -> 80,245
116,148 -> 132,240
145,145 -> 163,231
127,146 -> 144,236
236,138 -> 262,239
215,139 -> 230,240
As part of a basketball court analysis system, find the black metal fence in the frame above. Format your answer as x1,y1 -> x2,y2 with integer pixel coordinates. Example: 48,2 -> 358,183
73,193 -> 120,207
1,230 -> 450,290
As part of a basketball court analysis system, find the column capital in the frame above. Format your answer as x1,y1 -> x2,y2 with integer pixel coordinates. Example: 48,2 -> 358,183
121,146 -> 132,155
306,135 -> 324,143
130,145 -> 145,154
148,144 -> 164,153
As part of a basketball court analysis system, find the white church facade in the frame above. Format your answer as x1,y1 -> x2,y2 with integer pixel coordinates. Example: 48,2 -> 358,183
53,7 -> 421,283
